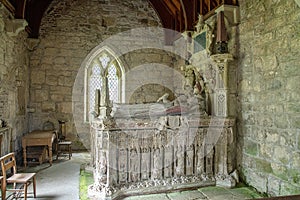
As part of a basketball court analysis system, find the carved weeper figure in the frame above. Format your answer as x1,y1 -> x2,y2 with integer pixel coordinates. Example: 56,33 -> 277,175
181,65 -> 208,115
141,148 -> 150,180
98,151 -> 107,183
130,148 -> 139,182
175,145 -> 184,176
152,148 -> 162,179
195,14 -> 205,33
182,65 -> 196,90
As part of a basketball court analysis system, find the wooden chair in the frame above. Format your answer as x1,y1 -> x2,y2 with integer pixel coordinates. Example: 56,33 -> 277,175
56,120 -> 72,160
0,152 -> 36,200
56,140 -> 72,160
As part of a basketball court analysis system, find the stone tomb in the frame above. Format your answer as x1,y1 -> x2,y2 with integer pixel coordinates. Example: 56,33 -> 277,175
88,114 -> 237,200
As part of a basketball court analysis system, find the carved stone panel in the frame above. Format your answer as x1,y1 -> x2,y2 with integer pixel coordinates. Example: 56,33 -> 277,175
185,145 -> 194,176
118,148 -> 127,183
164,146 -> 173,178
141,148 -> 151,180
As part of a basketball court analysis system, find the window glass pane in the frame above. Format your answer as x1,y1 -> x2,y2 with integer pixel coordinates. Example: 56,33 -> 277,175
89,65 -> 102,113
107,64 -> 119,103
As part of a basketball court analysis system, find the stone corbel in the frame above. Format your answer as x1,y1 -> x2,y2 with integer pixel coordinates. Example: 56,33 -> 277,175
5,19 -> 28,36
26,38 -> 40,51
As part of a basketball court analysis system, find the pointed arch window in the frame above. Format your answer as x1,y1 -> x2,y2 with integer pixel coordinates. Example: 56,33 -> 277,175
85,49 -> 124,122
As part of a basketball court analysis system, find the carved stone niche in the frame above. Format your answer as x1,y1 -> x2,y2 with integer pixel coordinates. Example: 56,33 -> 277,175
88,116 -> 237,200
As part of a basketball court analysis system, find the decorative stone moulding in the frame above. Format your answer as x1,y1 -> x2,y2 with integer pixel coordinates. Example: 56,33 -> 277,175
5,19 -> 28,37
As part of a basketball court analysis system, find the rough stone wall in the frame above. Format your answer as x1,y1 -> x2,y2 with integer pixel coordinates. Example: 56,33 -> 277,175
30,0 -> 177,149
237,0 -> 300,196
0,5 -> 30,153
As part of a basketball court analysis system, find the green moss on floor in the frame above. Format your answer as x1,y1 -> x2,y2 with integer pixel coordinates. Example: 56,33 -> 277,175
79,171 -> 265,200
230,187 -> 264,199
80,169 -> 94,200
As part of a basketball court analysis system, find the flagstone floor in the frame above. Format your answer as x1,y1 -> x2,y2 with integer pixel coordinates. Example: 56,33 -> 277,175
122,185 -> 263,200
15,152 -> 264,200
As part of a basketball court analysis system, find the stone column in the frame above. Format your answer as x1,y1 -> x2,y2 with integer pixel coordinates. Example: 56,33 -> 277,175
210,53 -> 233,117
89,119 -> 116,200
99,75 -> 111,117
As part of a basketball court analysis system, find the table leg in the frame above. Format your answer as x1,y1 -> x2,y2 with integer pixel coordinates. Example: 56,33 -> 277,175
23,147 -> 27,167
49,146 -> 53,165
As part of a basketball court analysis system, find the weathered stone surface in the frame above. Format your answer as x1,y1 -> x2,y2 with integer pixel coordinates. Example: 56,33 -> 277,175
237,0 -> 300,196
267,176 -> 281,197
89,117 -> 236,199
31,70 -> 46,84
57,102 -> 72,114
28,0 -> 163,150
167,190 -> 206,200
123,193 -> 169,200
271,163 -> 289,182
229,187 -> 263,199
245,171 -> 267,193
41,102 -> 56,112
35,90 -> 49,102
255,159 -> 272,174
0,8 -> 29,153
244,139 -> 258,156
280,182 -> 300,196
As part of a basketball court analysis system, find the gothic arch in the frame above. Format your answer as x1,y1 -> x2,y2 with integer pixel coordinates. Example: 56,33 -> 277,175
84,46 -> 125,122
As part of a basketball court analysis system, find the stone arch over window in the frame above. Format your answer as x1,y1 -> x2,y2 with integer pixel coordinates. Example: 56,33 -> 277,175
84,47 -> 125,122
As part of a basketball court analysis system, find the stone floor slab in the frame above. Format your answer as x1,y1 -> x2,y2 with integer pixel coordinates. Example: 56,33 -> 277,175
229,187 -> 263,199
123,193 -> 170,200
198,186 -> 260,200
167,190 -> 208,200
198,186 -> 230,196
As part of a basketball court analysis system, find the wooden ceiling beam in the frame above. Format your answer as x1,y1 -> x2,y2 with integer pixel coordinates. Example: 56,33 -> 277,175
163,0 -> 178,16
4,0 -> 238,39
15,0 -> 26,18
181,0 -> 195,31
0,0 -> 15,14
25,0 -> 53,38
169,0 -> 181,11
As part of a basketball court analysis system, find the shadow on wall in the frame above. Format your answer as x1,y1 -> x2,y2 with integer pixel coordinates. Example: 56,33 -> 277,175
129,84 -> 175,104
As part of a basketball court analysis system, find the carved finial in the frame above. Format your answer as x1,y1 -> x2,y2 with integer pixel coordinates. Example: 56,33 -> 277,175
195,14 -> 205,33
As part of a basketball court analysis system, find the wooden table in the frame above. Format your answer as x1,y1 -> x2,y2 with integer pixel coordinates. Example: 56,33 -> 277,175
22,130 -> 56,167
